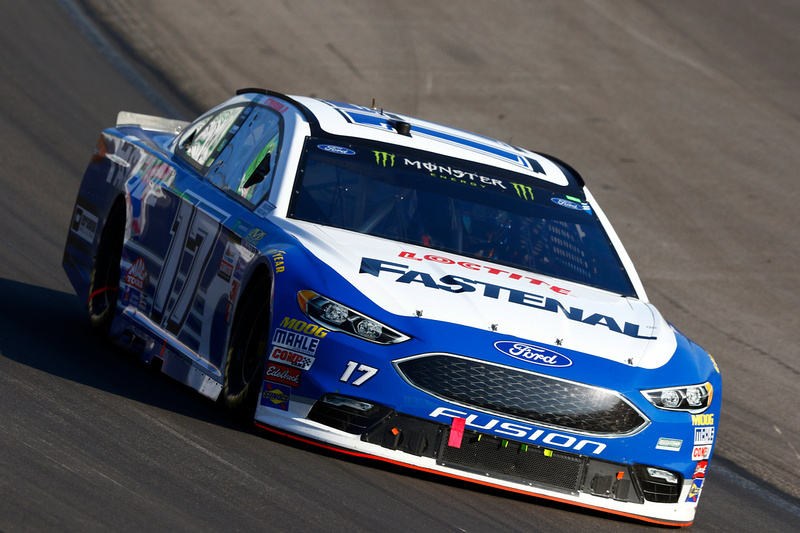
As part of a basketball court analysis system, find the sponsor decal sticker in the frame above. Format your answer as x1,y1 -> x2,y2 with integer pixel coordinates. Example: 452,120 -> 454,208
269,346 -> 315,371
246,228 -> 266,245
125,258 -> 149,290
217,258 -> 234,282
71,205 -> 99,243
551,196 -> 592,214
403,158 -> 508,190
655,437 -> 683,451
265,362 -> 301,388
260,382 -> 291,410
430,407 -> 606,455
708,353 -> 721,373
232,219 -> 253,238
360,257 -> 657,339
122,286 -> 140,309
396,251 -> 570,295
692,413 -> 714,426
511,182 -> 534,201
318,144 -> 356,156
694,426 -> 714,445
264,97 -> 289,114
494,341 -> 572,368
692,445 -> 712,461
279,317 -> 329,337
373,151 -> 395,166
685,478 -> 704,503
271,250 -> 286,273
693,460 -> 708,479
272,318 -> 328,356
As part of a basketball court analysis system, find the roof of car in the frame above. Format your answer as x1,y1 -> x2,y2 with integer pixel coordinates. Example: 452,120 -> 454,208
237,88 -> 585,190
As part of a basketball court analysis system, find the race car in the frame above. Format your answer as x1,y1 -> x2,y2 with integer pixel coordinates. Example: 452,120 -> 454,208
63,88 -> 721,526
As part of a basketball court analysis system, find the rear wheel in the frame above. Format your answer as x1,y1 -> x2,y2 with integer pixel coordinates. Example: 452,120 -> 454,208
222,274 -> 271,419
87,200 -> 125,337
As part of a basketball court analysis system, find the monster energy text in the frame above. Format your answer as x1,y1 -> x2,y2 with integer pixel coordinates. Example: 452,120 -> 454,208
403,158 -> 507,189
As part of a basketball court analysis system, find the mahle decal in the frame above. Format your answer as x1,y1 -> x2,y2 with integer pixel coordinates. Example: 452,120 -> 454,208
373,151 -> 395,167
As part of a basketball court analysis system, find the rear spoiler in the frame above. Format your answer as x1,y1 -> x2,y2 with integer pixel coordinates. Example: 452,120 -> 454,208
116,111 -> 189,134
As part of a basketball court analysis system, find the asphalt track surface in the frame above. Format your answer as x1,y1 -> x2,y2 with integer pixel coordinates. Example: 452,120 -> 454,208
1,0 -> 800,531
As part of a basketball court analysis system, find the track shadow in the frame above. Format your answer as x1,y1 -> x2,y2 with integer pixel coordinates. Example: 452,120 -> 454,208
0,277 -> 244,431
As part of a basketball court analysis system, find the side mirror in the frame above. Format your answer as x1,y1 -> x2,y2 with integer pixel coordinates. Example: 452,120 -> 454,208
242,151 -> 272,189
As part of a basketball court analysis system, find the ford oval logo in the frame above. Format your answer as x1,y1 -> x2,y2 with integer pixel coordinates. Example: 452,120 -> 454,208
317,144 -> 355,155
551,197 -> 592,214
494,341 -> 573,367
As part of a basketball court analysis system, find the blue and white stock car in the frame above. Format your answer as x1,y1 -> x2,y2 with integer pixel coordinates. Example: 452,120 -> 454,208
63,89 -> 720,526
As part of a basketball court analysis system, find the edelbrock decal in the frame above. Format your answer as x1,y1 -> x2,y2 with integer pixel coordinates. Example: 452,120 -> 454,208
317,144 -> 355,155
494,341 -> 572,367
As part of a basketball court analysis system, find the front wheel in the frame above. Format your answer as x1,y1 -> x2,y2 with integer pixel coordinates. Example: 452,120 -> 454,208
222,274 -> 271,419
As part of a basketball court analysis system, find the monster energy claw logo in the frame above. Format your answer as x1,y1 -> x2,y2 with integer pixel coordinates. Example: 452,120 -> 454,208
373,151 -> 395,167
512,182 -> 534,201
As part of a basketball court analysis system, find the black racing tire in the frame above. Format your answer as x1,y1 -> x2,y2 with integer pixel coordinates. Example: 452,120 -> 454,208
87,200 -> 126,338
222,273 -> 272,419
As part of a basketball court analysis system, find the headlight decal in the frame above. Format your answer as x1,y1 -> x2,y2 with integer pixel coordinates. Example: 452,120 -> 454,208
641,382 -> 713,413
297,290 -> 410,344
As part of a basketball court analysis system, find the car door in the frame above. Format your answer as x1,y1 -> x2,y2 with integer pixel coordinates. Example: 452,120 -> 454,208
125,101 -> 283,372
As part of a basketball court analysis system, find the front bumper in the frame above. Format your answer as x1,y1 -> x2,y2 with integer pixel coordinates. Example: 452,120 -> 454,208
255,394 -> 705,526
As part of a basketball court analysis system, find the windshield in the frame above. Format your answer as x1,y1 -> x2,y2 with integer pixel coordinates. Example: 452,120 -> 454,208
289,139 -> 635,296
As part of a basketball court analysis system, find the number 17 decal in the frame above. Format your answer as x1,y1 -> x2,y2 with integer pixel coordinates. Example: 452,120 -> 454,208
339,361 -> 378,386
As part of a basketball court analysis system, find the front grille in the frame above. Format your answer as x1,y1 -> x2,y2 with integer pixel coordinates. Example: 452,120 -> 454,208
394,354 -> 647,435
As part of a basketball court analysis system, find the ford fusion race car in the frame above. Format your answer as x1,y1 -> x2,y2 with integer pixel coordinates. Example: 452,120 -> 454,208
63,88 -> 720,526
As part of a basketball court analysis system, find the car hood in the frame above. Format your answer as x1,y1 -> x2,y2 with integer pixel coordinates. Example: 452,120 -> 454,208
281,220 -> 677,369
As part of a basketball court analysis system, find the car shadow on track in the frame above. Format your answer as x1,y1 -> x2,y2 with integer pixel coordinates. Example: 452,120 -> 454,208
0,277 -> 246,433
0,279 -> 646,527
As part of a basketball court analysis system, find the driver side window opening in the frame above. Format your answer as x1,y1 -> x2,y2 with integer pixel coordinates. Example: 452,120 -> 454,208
176,103 -> 283,208
206,105 -> 282,207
